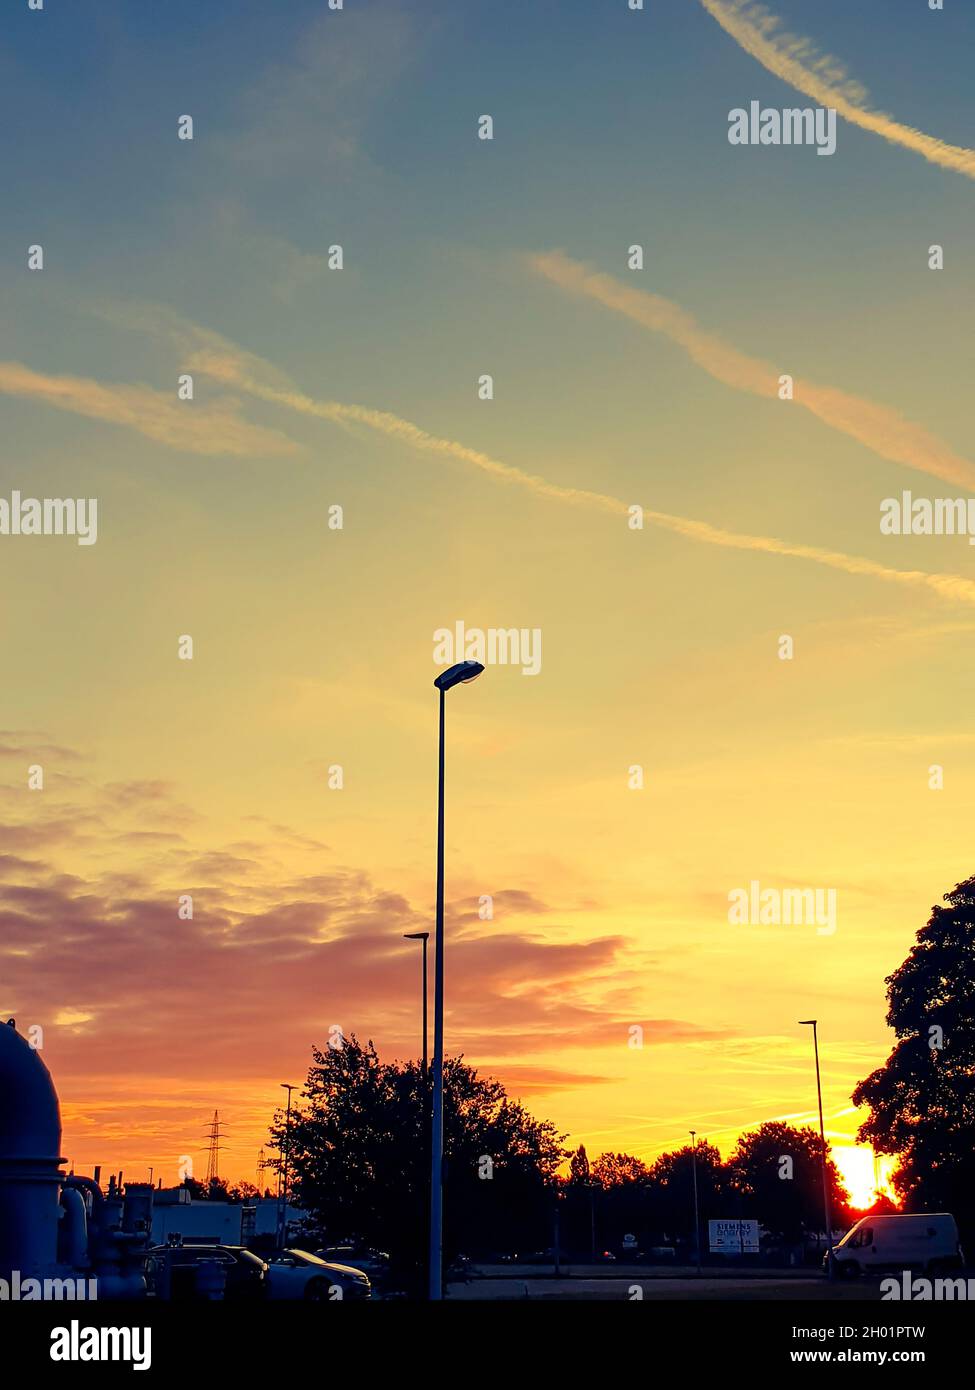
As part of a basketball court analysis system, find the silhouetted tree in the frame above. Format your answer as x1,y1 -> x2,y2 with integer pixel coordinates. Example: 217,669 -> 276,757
179,1175 -> 253,1203
227,1181 -> 260,1204
268,1037 -> 565,1294
728,1122 -> 850,1244
562,1145 -> 600,1256
649,1141 -> 727,1248
853,875 -> 975,1243
589,1153 -> 653,1250
568,1144 -> 590,1184
591,1152 -> 651,1188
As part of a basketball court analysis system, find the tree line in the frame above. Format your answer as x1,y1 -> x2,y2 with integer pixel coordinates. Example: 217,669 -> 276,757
266,874 -> 975,1288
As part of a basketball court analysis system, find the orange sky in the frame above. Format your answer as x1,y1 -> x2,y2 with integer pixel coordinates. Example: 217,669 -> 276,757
4,0 -> 974,1221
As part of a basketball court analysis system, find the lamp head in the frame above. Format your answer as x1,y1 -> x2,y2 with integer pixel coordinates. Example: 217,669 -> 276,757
434,660 -> 485,691
404,931 -> 430,941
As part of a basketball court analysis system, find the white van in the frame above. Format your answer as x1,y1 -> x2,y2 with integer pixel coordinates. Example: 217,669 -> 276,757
830,1213 -> 964,1277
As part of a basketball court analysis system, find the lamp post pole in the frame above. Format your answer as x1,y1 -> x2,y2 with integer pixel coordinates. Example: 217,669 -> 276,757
690,1129 -> 702,1274
428,661 -> 484,1301
800,1020 -> 833,1279
278,1082 -> 296,1248
429,687 -> 446,1300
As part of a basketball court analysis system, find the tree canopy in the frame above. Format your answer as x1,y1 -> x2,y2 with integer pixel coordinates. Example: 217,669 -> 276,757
727,1121 -> 850,1242
268,1037 -> 565,1288
853,875 -> 975,1239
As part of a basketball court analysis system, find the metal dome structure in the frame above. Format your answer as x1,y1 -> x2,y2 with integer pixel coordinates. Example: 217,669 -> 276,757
0,1019 -> 64,1280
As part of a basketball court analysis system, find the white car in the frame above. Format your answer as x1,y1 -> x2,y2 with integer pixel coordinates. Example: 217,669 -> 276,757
266,1248 -> 371,1301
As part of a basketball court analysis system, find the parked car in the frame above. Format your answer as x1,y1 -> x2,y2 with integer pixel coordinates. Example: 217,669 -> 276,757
827,1213 -> 964,1278
145,1244 -> 268,1301
447,1253 -> 474,1282
267,1248 -> 371,1301
317,1245 -> 390,1288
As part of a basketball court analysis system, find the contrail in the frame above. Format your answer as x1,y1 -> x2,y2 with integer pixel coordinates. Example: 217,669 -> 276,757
0,359 -> 300,458
183,342 -> 975,610
698,0 -> 975,180
531,251 -> 975,492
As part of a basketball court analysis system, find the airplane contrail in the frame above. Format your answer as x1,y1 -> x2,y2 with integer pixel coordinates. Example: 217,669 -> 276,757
530,250 -> 975,492
0,358 -> 299,458
698,0 -> 975,180
182,341 -> 975,610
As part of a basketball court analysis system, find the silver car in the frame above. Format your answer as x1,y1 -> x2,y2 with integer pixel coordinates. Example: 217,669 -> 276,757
266,1248 -> 371,1301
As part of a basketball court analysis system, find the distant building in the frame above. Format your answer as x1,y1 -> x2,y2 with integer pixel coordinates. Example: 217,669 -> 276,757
150,1188 -> 305,1245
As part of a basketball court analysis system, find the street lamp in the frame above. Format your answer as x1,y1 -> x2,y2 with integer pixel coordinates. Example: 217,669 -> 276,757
278,1082 -> 297,1248
403,932 -> 430,1077
689,1130 -> 702,1274
429,659 -> 484,1301
799,1020 -> 833,1279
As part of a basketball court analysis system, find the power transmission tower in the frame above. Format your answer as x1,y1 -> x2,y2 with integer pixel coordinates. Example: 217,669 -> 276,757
203,1110 -> 226,1186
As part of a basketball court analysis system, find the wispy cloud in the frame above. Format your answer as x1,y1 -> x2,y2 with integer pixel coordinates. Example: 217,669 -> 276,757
635,507 -> 975,607
218,2 -> 419,181
187,331 -> 975,609
103,302 -> 975,609
530,251 -> 975,491
0,769 -> 649,1177
698,0 -> 975,180
0,360 -> 300,458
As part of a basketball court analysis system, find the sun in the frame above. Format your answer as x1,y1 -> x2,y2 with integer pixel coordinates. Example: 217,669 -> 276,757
831,1146 -> 899,1211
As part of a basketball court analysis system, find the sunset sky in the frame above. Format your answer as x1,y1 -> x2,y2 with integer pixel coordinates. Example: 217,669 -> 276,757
3,0 -> 974,1211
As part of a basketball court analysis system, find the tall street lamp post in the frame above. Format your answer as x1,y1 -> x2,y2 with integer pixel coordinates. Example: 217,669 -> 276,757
800,1020 -> 833,1279
278,1082 -> 296,1248
429,659 -> 484,1301
690,1129 -> 702,1274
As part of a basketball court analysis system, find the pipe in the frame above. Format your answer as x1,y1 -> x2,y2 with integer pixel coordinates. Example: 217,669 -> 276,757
59,1185 -> 88,1269
63,1173 -> 105,1209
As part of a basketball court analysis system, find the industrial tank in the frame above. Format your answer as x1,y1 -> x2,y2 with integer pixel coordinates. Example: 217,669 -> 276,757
0,1020 -> 64,1280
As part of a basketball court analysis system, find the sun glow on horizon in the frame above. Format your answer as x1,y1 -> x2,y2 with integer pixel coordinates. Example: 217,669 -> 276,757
832,1146 -> 900,1211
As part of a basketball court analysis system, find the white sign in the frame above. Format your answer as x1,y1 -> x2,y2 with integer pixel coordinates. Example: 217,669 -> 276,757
708,1219 -> 759,1254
